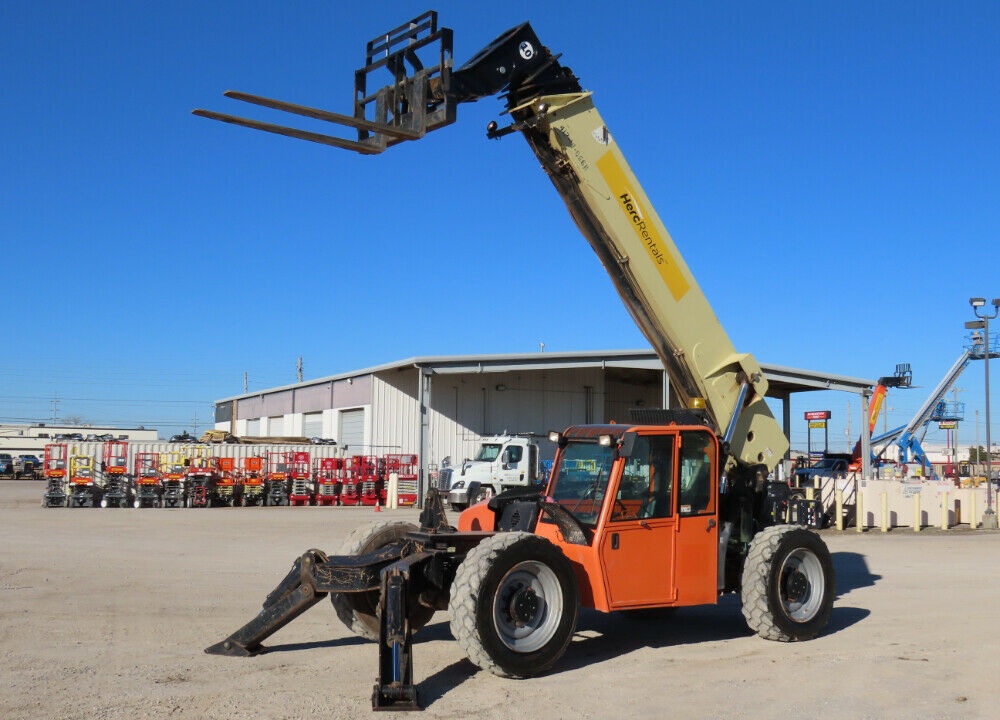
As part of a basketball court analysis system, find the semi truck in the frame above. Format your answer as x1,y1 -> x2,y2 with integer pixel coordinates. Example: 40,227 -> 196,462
195,12 -> 834,710
446,434 -> 541,510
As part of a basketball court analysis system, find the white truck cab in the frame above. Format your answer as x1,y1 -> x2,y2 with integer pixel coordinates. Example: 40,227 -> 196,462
446,435 -> 540,510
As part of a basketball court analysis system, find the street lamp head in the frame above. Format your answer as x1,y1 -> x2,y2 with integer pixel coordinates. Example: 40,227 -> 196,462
992,298 -> 1000,309
970,297 -> 986,308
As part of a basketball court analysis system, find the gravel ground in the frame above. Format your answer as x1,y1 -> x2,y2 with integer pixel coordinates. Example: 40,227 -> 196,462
2,480 -> 997,720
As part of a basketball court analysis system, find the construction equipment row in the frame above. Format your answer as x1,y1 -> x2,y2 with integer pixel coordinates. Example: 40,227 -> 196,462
39,441 -> 418,508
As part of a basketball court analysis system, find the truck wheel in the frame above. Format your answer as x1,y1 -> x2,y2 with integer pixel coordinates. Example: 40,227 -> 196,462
449,532 -> 578,678
330,521 -> 435,641
741,525 -> 835,641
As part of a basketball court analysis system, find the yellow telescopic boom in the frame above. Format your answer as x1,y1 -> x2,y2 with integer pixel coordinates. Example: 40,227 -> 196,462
194,11 -> 788,472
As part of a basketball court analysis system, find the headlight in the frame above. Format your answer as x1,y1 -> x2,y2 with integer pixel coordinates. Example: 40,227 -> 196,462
451,481 -> 465,490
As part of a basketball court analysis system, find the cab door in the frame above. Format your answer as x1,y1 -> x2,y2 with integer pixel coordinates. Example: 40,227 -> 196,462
597,429 -> 720,609
673,429 -> 720,605
498,443 -> 525,488
598,433 -> 677,608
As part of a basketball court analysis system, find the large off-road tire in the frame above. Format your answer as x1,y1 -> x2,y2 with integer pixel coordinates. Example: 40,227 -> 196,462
330,521 -> 435,641
741,525 -> 835,641
449,532 -> 579,678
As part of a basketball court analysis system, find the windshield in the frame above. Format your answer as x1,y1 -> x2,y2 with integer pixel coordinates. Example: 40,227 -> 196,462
473,444 -> 502,462
548,441 -> 616,527
811,458 -> 841,470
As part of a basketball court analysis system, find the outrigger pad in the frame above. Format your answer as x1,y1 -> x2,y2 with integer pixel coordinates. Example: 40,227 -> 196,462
418,488 -> 452,533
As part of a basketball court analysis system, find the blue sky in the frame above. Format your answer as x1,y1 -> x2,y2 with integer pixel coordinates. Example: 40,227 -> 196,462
2,1 -> 998,451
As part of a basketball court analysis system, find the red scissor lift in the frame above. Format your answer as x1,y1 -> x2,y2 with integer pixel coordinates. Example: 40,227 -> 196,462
265,451 -> 290,506
100,440 -> 132,508
288,451 -> 313,506
133,452 -> 162,508
42,443 -> 69,508
340,456 -> 365,506
186,453 -> 219,508
356,455 -> 383,507
314,457 -> 343,506
385,454 -> 419,506
215,457 -> 240,507
240,456 -> 265,506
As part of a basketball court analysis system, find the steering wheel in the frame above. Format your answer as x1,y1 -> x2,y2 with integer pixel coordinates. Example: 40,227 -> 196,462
613,499 -> 636,520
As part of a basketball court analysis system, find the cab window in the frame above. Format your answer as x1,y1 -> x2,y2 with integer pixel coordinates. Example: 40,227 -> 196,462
504,446 -> 523,464
678,430 -> 715,515
611,435 -> 674,521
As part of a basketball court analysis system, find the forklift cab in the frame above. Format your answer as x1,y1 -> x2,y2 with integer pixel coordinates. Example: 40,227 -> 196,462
535,424 -> 720,612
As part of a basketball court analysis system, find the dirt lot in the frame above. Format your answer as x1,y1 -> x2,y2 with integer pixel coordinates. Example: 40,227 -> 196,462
2,480 -> 997,720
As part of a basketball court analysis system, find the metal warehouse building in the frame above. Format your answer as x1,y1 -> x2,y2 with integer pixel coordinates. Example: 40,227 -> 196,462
214,350 -> 874,502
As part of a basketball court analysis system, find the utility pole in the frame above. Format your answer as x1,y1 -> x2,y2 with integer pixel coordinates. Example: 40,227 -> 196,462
243,371 -> 248,394
297,356 -> 304,383
967,296 -> 999,528
845,400 -> 852,452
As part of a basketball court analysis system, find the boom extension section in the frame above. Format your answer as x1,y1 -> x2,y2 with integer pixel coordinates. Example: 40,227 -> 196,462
194,11 -> 786,470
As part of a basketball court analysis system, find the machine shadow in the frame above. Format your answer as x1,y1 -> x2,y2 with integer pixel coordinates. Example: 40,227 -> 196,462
831,551 -> 881,598
264,635 -> 368,653
271,550 -> 876,703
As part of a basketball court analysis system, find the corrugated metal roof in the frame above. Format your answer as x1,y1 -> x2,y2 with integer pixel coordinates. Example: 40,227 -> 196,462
216,350 -> 874,404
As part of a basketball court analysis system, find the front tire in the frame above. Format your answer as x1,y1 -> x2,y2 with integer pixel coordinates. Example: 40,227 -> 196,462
330,521 -> 435,641
741,525 -> 835,641
449,532 -> 579,678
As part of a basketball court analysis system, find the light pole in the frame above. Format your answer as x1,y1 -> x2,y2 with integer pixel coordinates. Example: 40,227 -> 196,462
967,297 -> 1000,528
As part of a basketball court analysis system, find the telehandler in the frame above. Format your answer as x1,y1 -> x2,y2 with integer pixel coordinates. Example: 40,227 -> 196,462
196,12 -> 835,710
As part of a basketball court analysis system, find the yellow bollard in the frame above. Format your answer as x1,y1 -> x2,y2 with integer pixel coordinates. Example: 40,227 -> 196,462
856,490 -> 864,532
941,491 -> 949,530
835,489 -> 844,531
881,492 -> 889,533
970,492 -> 977,530
913,493 -> 920,532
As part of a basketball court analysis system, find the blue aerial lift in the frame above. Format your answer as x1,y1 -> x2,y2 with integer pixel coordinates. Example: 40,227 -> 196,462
872,335 -> 999,476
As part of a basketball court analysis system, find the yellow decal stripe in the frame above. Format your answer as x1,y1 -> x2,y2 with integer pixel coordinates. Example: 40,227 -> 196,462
597,151 -> 690,301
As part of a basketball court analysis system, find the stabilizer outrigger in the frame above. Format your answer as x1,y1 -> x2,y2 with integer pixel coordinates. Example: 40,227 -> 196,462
206,491 -> 467,709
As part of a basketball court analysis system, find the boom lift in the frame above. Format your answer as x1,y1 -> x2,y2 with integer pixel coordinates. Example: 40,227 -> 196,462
196,12 -> 834,710
871,350 -> 978,476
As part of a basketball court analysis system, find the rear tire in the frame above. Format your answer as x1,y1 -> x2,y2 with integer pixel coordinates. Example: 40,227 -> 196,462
449,532 -> 579,678
330,521 -> 435,641
741,525 -> 835,641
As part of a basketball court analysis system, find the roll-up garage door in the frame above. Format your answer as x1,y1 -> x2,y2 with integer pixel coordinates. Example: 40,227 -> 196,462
338,409 -> 365,453
303,412 -> 323,438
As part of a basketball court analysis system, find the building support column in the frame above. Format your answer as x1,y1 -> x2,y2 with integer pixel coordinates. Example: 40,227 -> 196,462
860,388 -> 872,482
417,366 -> 430,508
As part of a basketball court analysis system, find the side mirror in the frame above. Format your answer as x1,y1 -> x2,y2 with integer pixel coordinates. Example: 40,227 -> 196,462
618,431 -> 637,459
